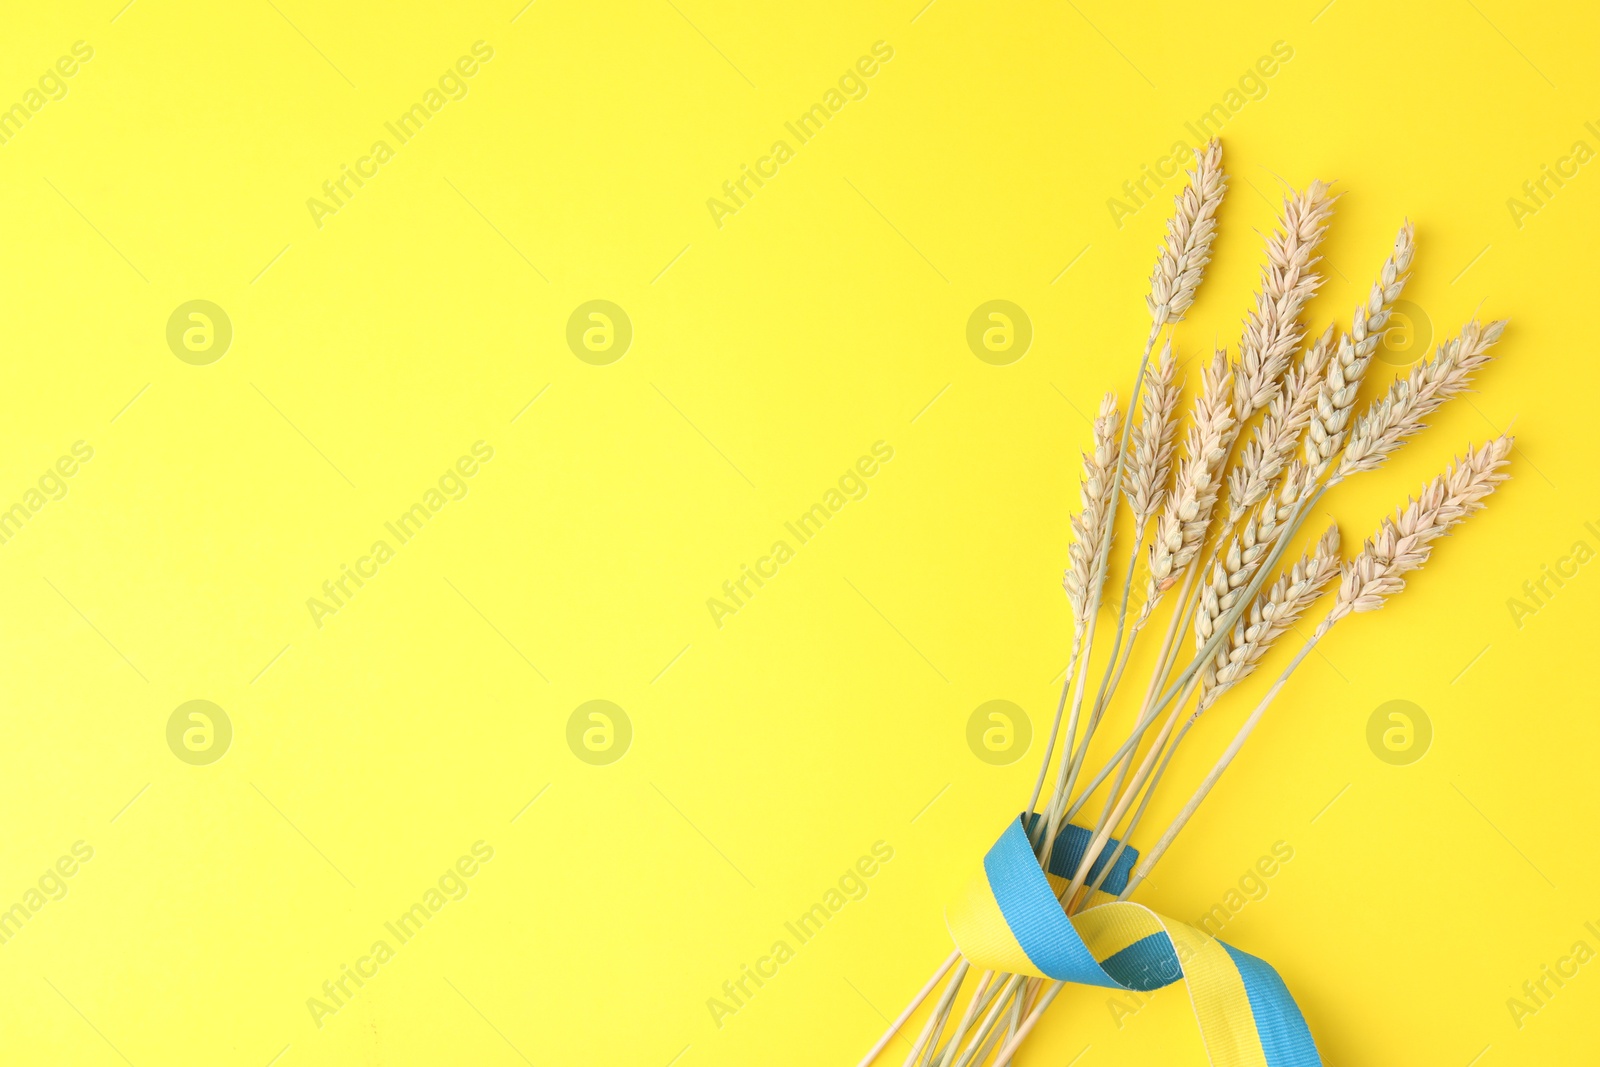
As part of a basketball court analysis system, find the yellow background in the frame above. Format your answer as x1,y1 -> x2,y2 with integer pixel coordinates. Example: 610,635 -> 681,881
0,0 -> 1596,1063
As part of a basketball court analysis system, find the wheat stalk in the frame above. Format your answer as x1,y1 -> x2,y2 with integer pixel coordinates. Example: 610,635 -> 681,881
1071,340 -> 1183,738
1058,185 -> 1338,915
1059,144 -> 1226,751
1147,184 -> 1339,715
1081,515 -> 1331,902
1024,393 -> 1121,830
952,147 -> 1228,1067
1071,518 -> 1340,913
858,153 -> 1514,1067
1024,142 -> 1229,852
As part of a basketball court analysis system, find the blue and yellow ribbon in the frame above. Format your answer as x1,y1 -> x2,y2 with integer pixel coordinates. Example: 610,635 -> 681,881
946,816 -> 1319,1067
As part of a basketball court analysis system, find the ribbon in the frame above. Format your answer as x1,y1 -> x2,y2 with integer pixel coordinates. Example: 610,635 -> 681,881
945,816 -> 1320,1067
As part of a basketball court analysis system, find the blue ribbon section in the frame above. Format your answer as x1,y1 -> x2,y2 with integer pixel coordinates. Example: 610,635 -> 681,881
1221,943 -> 1321,1067
1023,813 -> 1140,893
983,817 -> 1117,984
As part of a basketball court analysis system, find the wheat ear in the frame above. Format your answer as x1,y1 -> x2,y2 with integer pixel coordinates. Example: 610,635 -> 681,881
1336,319 -> 1506,482
1149,140 -> 1226,325
1233,181 -> 1336,423
1062,392 -> 1122,626
1144,348 -> 1235,605
1193,461 -> 1314,673
1198,523 -> 1341,710
1124,338 -> 1180,531
1319,435 -> 1514,633
1304,221 -> 1416,480
1226,324 -> 1335,523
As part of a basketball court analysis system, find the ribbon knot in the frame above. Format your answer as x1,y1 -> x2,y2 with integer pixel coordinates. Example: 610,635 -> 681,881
945,816 -> 1320,1067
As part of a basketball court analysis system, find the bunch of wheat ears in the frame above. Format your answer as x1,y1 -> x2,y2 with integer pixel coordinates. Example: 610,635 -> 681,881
855,141 -> 1514,1067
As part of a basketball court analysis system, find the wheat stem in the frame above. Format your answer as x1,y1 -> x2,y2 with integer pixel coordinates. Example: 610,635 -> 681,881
1090,523 -> 1342,897
1121,636 -> 1319,898
1061,560 -> 1198,826
903,962 -> 969,1067
990,981 -> 1064,1067
853,950 -> 960,1067
1061,672 -> 1203,907
949,975 -> 1024,1067
1024,632 -> 1082,840
1034,393 -> 1124,851
931,970 -> 991,1067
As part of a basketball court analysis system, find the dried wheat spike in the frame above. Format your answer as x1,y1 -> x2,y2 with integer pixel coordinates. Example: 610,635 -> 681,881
1192,463 -> 1307,653
1304,222 -> 1416,480
1337,319 -> 1506,481
1317,436 -> 1513,636
1148,140 -> 1227,326
1144,349 -> 1235,610
1233,182 -> 1336,423
1226,324 -> 1335,524
1063,392 -> 1122,627
1198,524 -> 1341,708
1124,337 -> 1181,529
